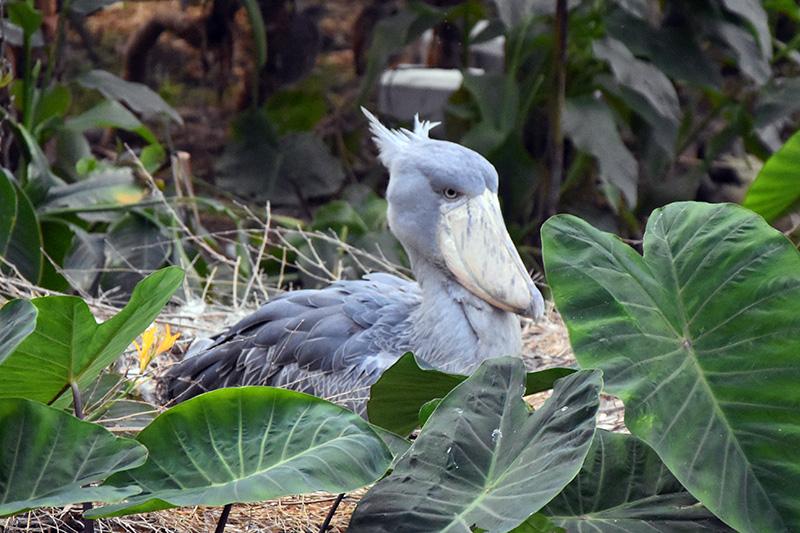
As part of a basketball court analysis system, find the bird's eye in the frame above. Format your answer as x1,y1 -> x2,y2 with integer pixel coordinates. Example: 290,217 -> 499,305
442,188 -> 459,200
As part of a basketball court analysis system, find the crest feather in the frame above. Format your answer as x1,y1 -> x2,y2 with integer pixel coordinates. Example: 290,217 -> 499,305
362,107 -> 440,167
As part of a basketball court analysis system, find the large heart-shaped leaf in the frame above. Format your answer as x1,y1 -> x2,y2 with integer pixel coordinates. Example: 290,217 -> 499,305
543,430 -> 733,531
742,129 -> 800,222
367,352 -> 575,436
0,267 -> 184,405
87,386 -> 392,517
349,358 -> 601,532
542,202 -> 800,532
0,398 -> 146,516
0,300 -> 37,366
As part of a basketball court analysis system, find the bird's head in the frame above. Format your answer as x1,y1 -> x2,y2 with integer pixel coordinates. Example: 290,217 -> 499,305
363,108 -> 545,321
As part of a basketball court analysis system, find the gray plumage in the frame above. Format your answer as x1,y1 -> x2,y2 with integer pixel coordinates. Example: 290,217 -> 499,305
165,110 -> 544,417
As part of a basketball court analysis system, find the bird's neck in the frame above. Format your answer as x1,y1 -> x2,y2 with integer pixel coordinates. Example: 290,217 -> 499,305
407,258 -> 523,374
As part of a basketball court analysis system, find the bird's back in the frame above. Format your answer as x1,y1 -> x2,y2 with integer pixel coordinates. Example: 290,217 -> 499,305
164,273 -> 421,415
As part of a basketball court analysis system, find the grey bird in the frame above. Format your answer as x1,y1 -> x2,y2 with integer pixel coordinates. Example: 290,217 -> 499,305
164,109 -> 545,416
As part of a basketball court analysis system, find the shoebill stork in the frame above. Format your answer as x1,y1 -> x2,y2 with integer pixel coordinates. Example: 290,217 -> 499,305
165,109 -> 545,416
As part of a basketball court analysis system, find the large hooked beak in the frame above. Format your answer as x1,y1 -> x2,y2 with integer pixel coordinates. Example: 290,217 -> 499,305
437,189 -> 545,320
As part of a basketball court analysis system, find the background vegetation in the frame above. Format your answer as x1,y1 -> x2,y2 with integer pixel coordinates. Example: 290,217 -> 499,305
2,0 -> 800,531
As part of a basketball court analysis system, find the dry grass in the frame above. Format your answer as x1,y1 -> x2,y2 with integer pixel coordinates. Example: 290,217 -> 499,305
1,491 -> 364,532
521,306 -> 627,433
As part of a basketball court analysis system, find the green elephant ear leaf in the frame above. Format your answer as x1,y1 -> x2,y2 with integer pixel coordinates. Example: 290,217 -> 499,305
368,351 -> 575,435
0,300 -> 37,366
509,514 -> 566,533
0,398 -> 146,517
543,430 -> 733,531
542,201 -> 800,533
87,386 -> 392,518
742,128 -> 800,222
0,266 -> 184,406
349,358 -> 601,532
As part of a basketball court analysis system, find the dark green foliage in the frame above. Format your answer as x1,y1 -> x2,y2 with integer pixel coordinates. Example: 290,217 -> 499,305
543,201 -> 800,532
367,352 -> 575,436
0,398 -> 147,517
0,300 -> 37,366
2,0 -> 800,529
743,129 -> 800,221
544,431 -> 733,531
350,359 -> 601,532
0,267 -> 184,406
87,387 -> 393,517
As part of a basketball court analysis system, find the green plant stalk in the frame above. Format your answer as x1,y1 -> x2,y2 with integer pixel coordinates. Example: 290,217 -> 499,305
83,378 -> 130,423
560,151 -> 593,193
675,101 -> 724,158
519,74 -> 545,123
42,0 -> 73,91
318,493 -> 345,533
772,32 -> 800,65
84,372 -> 145,423
240,0 -> 268,108
71,381 -> 85,420
21,25 -> 34,132
73,380 -> 103,533
543,0 -> 567,219
74,375 -> 99,533
506,19 -> 531,76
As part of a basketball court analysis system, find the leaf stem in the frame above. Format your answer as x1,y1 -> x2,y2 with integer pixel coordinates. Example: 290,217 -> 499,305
71,381 -> 85,420
73,381 -> 96,533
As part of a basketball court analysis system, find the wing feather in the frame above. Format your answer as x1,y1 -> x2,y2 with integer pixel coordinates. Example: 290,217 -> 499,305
165,275 -> 421,416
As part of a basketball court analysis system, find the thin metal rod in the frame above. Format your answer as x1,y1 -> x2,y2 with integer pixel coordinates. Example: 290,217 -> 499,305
82,502 -> 95,533
215,503 -> 233,533
318,493 -> 345,533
